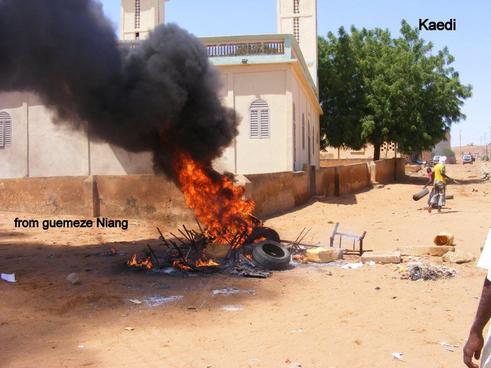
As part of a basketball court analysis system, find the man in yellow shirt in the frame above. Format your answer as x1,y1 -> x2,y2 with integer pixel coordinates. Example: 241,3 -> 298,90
428,156 -> 449,213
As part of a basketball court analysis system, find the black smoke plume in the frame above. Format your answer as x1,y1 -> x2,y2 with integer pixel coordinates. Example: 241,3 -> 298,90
0,0 -> 237,175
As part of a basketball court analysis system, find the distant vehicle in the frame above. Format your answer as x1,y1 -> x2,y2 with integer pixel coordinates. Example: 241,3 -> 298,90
462,154 -> 473,164
432,155 -> 441,164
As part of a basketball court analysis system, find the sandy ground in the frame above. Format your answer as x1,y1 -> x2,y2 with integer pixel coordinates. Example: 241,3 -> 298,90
1,163 -> 491,368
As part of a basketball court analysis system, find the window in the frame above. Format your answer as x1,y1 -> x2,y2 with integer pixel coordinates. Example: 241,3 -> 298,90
302,114 -> 305,150
249,99 -> 270,139
293,104 -> 296,167
312,126 -> 315,156
135,0 -> 141,29
0,111 -> 12,149
293,17 -> 300,43
293,0 -> 300,14
307,120 -> 311,158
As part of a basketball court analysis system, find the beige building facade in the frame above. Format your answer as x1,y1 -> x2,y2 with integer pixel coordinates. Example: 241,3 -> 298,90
0,0 -> 320,178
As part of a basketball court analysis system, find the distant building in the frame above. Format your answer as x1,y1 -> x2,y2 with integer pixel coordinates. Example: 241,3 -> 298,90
0,0 -> 320,178
322,143 -> 401,161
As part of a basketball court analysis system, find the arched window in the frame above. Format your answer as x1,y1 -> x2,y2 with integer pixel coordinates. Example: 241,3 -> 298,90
302,113 -> 305,150
293,103 -> 297,167
250,99 -> 270,139
0,111 -> 12,149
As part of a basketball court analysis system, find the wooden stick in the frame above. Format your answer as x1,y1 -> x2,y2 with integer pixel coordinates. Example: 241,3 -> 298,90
147,244 -> 161,268
156,227 -> 172,249
178,229 -> 191,242
195,218 -> 205,235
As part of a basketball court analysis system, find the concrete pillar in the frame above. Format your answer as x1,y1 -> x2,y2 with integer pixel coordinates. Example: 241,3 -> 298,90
83,176 -> 100,217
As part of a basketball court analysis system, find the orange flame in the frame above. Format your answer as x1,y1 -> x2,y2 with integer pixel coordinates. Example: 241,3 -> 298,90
196,258 -> 220,267
127,254 -> 154,270
172,260 -> 193,271
173,153 -> 255,245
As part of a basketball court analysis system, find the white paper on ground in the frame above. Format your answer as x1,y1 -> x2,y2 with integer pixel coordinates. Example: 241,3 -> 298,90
341,262 -> 363,270
392,352 -> 404,361
1,273 -> 16,283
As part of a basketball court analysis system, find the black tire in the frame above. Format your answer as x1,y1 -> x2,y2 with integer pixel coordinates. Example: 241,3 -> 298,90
413,188 -> 429,201
245,227 -> 280,244
252,241 -> 291,270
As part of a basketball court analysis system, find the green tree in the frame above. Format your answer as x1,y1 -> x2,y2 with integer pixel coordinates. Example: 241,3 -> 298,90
318,27 -> 365,152
318,20 -> 472,160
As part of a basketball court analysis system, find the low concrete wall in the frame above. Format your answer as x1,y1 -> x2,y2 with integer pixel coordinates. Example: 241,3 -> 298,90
0,175 -> 194,223
95,175 -> 194,223
338,163 -> 371,195
0,159 -> 406,222
320,158 -> 371,167
0,177 -> 92,216
244,171 -> 310,218
315,167 -> 336,197
372,158 -> 406,184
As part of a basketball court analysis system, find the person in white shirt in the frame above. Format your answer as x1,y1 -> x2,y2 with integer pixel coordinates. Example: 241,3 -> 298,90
464,228 -> 491,368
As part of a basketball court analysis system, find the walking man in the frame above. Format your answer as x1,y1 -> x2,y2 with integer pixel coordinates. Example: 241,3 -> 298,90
428,156 -> 449,212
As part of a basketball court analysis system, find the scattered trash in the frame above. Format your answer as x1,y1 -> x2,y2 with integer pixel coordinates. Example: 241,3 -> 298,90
392,352 -> 404,361
221,305 -> 244,312
124,327 -> 135,331
212,287 -> 255,296
129,299 -> 143,305
77,345 -> 85,349
367,261 -> 376,267
341,262 -> 363,270
144,295 -> 183,307
152,267 -> 180,275
66,273 -> 80,285
1,273 -> 16,283
399,262 -> 456,281
439,342 -> 458,352
290,328 -> 304,333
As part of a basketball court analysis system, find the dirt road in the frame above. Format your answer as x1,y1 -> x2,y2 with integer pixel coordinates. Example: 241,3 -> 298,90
1,163 -> 490,368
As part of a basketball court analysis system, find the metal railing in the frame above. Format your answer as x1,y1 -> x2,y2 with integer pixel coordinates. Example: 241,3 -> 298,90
205,41 -> 285,57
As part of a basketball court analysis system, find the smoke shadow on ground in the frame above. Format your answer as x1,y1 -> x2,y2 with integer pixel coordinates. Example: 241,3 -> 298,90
0,239 -> 280,367
0,230 -> 30,239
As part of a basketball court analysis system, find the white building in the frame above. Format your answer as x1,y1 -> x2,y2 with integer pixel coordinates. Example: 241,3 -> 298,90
0,0 -> 321,178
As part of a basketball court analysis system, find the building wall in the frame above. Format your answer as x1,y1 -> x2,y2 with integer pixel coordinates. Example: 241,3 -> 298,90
0,92 -> 90,178
0,92 -> 28,178
290,67 -> 320,171
27,95 -> 90,177
0,92 -> 154,179
322,143 -> 400,160
277,0 -> 318,86
89,141 -> 153,175
120,0 -> 165,40
214,63 -> 320,175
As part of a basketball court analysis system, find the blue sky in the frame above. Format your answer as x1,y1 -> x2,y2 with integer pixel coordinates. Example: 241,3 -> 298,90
100,0 -> 491,147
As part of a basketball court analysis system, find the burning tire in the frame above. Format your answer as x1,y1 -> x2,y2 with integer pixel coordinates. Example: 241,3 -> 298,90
245,227 -> 280,244
252,240 -> 291,270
